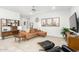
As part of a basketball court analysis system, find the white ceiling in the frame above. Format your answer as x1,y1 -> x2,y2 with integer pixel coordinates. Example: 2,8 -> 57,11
0,6 -> 72,16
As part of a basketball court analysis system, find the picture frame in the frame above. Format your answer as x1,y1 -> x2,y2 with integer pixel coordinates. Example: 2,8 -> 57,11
41,17 -> 60,27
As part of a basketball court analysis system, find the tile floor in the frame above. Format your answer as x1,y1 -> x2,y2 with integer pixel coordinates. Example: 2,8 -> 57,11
0,36 -> 67,52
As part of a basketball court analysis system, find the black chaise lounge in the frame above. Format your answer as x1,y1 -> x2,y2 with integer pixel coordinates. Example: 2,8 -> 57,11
46,45 -> 75,52
38,40 -> 55,50
38,40 -> 75,52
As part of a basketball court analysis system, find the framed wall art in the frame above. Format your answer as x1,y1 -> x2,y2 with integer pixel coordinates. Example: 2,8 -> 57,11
41,17 -> 60,27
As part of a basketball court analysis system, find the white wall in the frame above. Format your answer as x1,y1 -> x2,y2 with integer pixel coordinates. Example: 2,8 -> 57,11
71,6 -> 79,18
20,18 -> 30,31
0,8 -> 20,19
31,10 -> 71,37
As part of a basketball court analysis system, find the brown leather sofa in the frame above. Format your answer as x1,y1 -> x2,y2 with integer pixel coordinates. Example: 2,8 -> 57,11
19,28 -> 47,40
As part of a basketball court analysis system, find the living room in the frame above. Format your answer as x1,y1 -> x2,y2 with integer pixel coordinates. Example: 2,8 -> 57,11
0,6 -> 79,52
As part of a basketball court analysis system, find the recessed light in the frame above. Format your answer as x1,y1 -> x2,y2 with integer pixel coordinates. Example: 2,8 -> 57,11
29,12 -> 33,15
52,6 -> 56,10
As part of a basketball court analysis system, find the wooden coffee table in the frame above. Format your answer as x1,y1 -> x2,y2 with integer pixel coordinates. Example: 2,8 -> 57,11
14,35 -> 26,43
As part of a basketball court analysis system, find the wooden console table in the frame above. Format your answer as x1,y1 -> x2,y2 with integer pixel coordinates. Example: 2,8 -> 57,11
2,30 -> 19,39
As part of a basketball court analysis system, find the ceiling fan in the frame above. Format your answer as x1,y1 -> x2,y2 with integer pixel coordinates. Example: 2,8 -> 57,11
29,6 -> 37,15
32,6 -> 36,12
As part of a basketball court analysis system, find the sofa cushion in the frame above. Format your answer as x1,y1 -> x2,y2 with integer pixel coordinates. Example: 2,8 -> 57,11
26,29 -> 30,33
19,31 -> 27,36
30,29 -> 37,33
37,32 -> 47,36
30,28 -> 42,33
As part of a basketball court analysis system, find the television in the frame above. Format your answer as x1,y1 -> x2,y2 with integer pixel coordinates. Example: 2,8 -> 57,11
69,12 -> 78,32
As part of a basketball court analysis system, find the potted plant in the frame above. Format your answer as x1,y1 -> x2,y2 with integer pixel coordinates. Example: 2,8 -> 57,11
61,27 -> 70,38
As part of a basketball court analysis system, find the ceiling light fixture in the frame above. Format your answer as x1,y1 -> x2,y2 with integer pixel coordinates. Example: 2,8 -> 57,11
32,6 -> 36,12
30,6 -> 36,15
52,6 -> 56,10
